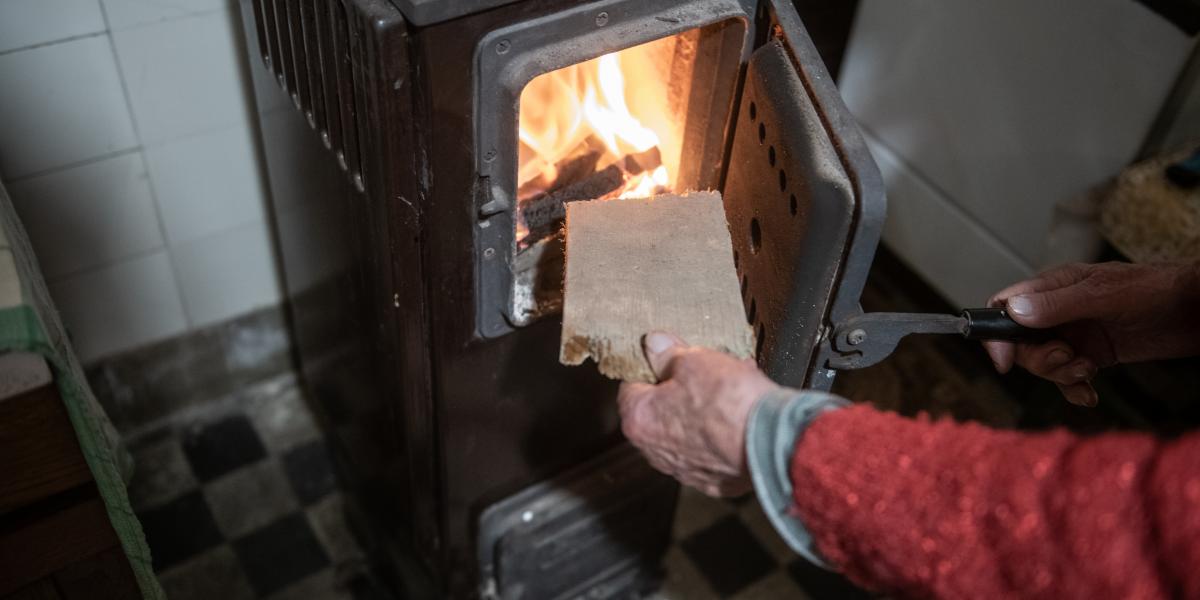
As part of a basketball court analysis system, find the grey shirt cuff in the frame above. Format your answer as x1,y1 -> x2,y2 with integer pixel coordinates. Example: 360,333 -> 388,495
746,388 -> 849,569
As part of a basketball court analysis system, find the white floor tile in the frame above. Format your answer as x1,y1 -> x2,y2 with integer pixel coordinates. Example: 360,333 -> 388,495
0,36 -> 139,178
171,221 -> 281,328
111,8 -> 252,144
0,0 -> 106,54
145,125 -> 267,244
48,250 -> 188,363
9,152 -> 164,280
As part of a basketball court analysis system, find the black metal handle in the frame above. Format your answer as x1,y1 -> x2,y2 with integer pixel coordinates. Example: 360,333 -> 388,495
961,308 -> 1047,342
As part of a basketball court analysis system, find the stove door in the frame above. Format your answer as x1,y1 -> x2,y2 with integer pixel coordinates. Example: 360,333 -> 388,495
722,2 -> 886,390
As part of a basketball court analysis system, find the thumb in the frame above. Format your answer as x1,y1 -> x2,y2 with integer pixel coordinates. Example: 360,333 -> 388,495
643,331 -> 688,380
1006,286 -> 1093,329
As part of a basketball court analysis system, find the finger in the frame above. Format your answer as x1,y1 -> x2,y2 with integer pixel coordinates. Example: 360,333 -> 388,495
617,382 -> 658,444
1006,286 -> 1098,329
698,479 -> 753,498
643,331 -> 689,381
617,382 -> 654,422
641,452 -> 680,478
987,263 -> 1091,307
1040,357 -> 1098,387
1056,381 -> 1099,407
1011,341 -> 1074,379
983,340 -> 1016,373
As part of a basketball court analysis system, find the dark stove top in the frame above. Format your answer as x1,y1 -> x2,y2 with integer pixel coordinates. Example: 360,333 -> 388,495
392,0 -> 521,25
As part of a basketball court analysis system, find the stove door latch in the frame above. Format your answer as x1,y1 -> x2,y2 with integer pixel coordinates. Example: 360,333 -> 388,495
825,308 -> 1044,371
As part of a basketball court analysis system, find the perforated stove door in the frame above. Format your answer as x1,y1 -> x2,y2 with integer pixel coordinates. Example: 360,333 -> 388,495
723,6 -> 886,389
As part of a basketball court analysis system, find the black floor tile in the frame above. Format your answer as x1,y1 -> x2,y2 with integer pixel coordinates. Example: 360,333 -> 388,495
233,513 -> 330,596
182,414 -> 267,482
137,490 -> 224,571
282,440 -> 337,505
787,558 -> 873,599
680,515 -> 776,597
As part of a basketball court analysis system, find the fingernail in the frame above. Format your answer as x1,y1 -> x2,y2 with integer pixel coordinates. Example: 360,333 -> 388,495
1071,366 -> 1092,381
1047,349 -> 1071,367
1008,295 -> 1033,317
645,332 -> 675,355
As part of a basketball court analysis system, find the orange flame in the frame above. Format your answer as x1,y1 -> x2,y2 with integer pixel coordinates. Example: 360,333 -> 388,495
518,50 -> 674,204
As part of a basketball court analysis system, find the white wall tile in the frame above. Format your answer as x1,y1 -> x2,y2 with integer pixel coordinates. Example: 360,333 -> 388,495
0,36 -> 139,178
841,0 -> 1192,267
0,0 -> 106,54
171,221 -> 281,328
111,8 -> 252,145
102,0 -> 230,31
9,152 -> 163,280
145,125 -> 266,244
49,251 -> 188,363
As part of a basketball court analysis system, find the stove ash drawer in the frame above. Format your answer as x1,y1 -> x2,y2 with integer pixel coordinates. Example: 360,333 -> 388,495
477,445 -> 680,600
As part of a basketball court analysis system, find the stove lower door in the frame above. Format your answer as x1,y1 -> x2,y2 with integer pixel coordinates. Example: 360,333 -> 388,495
477,444 -> 678,600
723,1 -> 887,390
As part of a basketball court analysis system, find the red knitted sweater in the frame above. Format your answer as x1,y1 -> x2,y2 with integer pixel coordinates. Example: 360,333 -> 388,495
790,405 -> 1200,599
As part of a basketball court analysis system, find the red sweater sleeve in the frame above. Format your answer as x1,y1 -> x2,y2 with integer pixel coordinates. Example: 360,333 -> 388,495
789,405 -> 1200,599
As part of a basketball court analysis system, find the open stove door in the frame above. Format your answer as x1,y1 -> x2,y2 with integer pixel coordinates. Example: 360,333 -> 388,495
722,2 -> 887,390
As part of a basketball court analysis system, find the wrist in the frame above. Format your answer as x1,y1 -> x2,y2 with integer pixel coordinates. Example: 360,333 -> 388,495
745,389 -> 849,568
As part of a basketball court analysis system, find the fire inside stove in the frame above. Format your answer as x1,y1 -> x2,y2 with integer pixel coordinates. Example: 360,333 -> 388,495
516,34 -> 695,249
509,28 -> 725,324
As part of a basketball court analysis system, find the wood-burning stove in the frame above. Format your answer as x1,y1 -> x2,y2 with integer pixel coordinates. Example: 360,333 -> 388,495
236,0 -> 884,597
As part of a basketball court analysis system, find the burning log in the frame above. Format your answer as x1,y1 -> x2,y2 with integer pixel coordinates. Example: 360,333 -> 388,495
518,136 -> 609,201
622,146 -> 662,175
559,191 -> 755,382
518,163 -> 626,246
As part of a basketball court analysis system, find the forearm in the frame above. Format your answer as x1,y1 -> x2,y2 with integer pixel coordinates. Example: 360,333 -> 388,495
784,404 -> 1198,599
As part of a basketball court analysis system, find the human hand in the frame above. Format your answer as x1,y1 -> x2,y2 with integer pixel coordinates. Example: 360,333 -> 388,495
984,261 -> 1200,406
617,332 -> 780,497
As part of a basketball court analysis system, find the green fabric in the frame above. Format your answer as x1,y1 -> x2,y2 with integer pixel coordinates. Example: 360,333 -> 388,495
0,188 -> 164,598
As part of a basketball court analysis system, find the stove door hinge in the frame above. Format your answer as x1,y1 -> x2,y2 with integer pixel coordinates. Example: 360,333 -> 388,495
823,310 -> 882,371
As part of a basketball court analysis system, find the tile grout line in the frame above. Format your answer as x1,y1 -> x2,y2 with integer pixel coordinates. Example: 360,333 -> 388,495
97,0 -> 198,330
4,146 -> 143,184
0,30 -> 109,58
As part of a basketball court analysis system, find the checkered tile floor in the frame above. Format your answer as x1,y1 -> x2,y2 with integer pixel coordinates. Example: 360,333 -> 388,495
125,374 -> 868,599
655,488 -> 871,600
124,375 -> 384,600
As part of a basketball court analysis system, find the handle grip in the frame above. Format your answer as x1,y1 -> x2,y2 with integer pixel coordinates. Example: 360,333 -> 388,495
961,308 -> 1047,342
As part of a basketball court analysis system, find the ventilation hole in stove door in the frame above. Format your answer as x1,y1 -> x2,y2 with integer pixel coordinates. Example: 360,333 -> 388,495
789,193 -> 798,216
778,169 -> 788,192
741,273 -> 749,297
758,122 -> 766,144
756,323 -> 766,357
768,146 -> 776,167
733,249 -> 740,269
749,218 -> 762,254
747,298 -> 757,323
749,101 -> 757,121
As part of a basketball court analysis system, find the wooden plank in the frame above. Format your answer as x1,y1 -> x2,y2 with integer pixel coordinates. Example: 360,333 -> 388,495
0,495 -> 119,595
4,579 -> 60,600
560,191 -> 754,382
0,383 -> 92,515
52,547 -> 139,600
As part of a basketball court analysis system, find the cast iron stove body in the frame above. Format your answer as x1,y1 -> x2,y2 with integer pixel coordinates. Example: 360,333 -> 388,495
237,0 -> 884,597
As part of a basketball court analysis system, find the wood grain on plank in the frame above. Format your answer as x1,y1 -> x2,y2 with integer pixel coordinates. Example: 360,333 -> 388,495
560,191 -> 754,382
0,495 -> 118,595
0,384 -> 92,515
